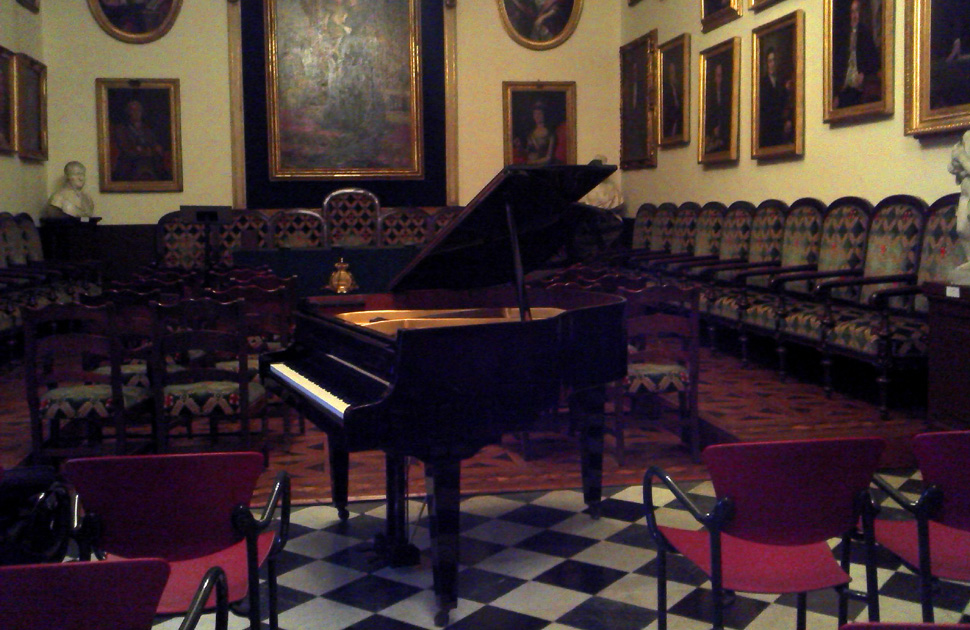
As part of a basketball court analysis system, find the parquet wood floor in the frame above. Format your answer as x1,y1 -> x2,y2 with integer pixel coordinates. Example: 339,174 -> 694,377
0,338 -> 931,507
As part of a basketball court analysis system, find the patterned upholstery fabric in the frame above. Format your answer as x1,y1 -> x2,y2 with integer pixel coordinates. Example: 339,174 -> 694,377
324,188 -> 380,247
272,210 -> 326,249
0,212 -> 27,265
218,211 -> 271,267
730,201 -> 786,285
431,206 -> 462,235
914,195 -> 964,313
668,203 -> 699,255
40,384 -> 150,421
161,381 -> 266,417
380,207 -> 431,246
692,205 -> 724,257
14,214 -> 45,263
157,212 -> 207,270
717,205 -> 753,261
857,197 -> 926,308
828,312 -> 927,358
649,203 -> 677,252
631,204 -> 656,250
810,199 -> 871,300
624,362 -> 689,394
778,201 -> 824,291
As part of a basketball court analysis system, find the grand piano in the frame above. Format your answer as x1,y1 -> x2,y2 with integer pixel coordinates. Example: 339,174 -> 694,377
260,164 -> 626,626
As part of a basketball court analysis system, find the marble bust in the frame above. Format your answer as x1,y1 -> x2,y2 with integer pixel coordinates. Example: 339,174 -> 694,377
948,131 -> 970,283
44,161 -> 95,220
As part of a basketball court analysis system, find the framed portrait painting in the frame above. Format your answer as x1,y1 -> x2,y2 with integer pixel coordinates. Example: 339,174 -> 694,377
95,78 -> 182,192
502,81 -> 576,166
702,0 -> 742,33
620,30 -> 658,170
14,53 -> 47,162
0,47 -> 14,155
905,0 -> 970,135
752,10 -> 805,160
264,0 -> 424,180
498,0 -> 583,51
698,37 -> 740,164
824,0 -> 894,122
659,34 -> 691,146
86,0 -> 183,44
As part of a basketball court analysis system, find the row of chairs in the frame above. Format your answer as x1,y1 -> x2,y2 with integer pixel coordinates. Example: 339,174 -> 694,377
0,451 -> 290,630
25,271 -> 296,462
542,193 -> 962,418
646,431 -> 970,630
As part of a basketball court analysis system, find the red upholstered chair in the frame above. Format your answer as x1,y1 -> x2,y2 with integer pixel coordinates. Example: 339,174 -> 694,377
871,430 -> 970,623
63,452 -> 290,630
0,559 -> 229,630
842,625 -> 970,629
644,437 -> 886,630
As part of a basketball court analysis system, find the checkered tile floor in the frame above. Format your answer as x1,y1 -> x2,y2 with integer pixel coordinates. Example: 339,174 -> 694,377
153,469 -> 970,630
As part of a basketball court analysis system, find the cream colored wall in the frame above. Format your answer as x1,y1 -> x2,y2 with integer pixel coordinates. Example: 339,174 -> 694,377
622,0 -> 959,214
455,1 -> 622,204
0,0 -> 45,216
39,1 -> 233,225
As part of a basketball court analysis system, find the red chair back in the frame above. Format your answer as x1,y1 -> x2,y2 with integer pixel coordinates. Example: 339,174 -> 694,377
0,558 -> 169,630
704,437 -> 885,545
914,430 -> 970,530
64,452 -> 264,560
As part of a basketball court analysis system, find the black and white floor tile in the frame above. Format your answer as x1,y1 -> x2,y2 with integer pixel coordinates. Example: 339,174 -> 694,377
153,469 -> 970,630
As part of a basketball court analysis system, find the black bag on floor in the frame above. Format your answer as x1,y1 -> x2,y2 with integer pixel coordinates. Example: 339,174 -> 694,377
0,465 -> 72,565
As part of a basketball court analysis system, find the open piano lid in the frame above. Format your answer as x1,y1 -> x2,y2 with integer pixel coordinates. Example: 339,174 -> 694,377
389,163 -> 617,292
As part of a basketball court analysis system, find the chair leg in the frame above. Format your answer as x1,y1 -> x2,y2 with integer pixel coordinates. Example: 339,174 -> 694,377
917,517 -> 935,622
796,592 -> 807,630
268,556 -> 279,630
656,545 -> 668,630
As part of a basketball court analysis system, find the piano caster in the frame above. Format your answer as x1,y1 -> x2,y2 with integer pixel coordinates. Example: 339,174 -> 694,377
373,532 -> 421,567
587,501 -> 602,520
337,507 -> 349,521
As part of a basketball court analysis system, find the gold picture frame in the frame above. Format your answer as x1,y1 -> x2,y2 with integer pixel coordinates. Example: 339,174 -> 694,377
702,0 -> 742,33
497,0 -> 584,51
86,0 -> 183,45
502,81 -> 577,166
14,53 -> 47,162
904,0 -> 970,135
659,34 -> 691,147
750,0 -> 785,10
752,10 -> 805,159
824,0 -> 894,123
620,30 -> 658,170
96,78 -> 182,193
0,46 -> 15,155
699,37 -> 740,164
264,0 -> 424,180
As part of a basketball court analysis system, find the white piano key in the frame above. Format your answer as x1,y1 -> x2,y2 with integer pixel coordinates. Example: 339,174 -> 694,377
269,363 -> 350,418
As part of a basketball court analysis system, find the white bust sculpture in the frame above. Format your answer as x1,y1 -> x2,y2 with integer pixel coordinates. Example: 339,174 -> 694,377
948,131 -> 970,282
45,161 -> 95,220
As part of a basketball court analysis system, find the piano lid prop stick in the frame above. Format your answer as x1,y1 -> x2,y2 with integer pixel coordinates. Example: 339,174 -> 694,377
504,189 -> 532,322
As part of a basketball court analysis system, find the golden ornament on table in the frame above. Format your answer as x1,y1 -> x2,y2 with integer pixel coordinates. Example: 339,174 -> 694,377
327,258 -> 358,294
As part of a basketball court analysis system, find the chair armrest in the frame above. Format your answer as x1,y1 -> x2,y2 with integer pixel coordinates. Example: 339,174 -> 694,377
232,471 -> 291,554
179,566 -> 230,630
871,474 -> 943,520
673,255 -> 737,273
814,273 -> 917,298
734,263 -> 814,283
768,268 -> 862,291
642,466 -> 735,546
868,283 -> 923,308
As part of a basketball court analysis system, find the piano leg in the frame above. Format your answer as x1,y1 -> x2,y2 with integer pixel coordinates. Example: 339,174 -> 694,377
377,453 -> 420,567
425,458 -> 461,627
327,436 -> 351,520
572,387 -> 605,519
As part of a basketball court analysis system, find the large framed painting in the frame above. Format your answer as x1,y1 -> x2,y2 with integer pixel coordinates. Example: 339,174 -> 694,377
0,46 -> 14,155
502,81 -> 576,166
95,78 -> 182,192
824,0 -> 894,122
905,0 -> 970,135
498,0 -> 583,51
264,0 -> 423,180
699,37 -> 740,164
659,34 -> 691,146
14,53 -> 46,162
86,0 -> 182,44
702,0 -> 742,33
620,29 -> 658,170
752,10 -> 804,160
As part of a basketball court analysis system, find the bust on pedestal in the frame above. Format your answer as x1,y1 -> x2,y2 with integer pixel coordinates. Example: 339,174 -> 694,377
43,161 -> 97,221
40,161 -> 100,262
948,131 -> 970,283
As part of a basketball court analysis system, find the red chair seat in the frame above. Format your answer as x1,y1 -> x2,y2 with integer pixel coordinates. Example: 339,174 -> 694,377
660,526 -> 851,593
875,519 -> 970,583
106,531 -> 275,614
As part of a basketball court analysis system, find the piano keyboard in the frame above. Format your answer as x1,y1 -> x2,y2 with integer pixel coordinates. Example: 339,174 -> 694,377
269,363 -> 351,418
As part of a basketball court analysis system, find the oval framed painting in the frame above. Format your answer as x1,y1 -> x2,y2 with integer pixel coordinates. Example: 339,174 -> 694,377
497,0 -> 584,51
87,0 -> 183,45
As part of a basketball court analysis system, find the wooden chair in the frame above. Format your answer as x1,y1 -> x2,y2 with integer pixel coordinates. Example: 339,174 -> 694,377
323,188 -> 380,247
607,284 -> 701,464
23,302 -> 151,462
150,298 -> 267,451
